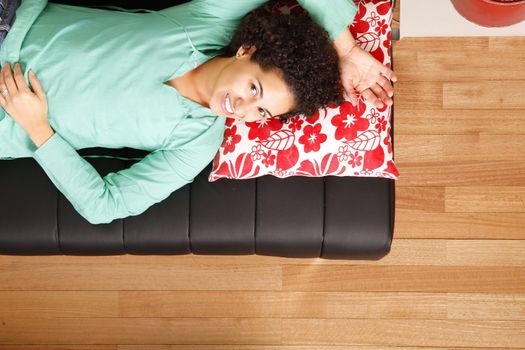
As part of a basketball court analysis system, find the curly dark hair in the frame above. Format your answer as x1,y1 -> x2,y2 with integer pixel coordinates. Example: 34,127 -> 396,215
223,11 -> 343,120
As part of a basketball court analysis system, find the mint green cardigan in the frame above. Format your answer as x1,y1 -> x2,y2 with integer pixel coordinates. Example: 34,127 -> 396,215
0,0 -> 357,224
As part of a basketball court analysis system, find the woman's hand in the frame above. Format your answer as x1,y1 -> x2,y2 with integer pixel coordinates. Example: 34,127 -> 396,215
334,29 -> 397,108
0,62 -> 54,147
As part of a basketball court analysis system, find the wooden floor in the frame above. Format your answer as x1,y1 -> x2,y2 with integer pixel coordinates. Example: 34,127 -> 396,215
1,1 -> 525,349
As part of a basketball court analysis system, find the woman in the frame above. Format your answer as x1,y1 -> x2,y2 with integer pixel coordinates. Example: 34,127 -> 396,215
0,0 -> 396,224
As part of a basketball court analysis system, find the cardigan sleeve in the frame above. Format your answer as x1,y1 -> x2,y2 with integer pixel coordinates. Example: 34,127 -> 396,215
32,126 -> 222,225
297,0 -> 358,40
186,0 -> 357,40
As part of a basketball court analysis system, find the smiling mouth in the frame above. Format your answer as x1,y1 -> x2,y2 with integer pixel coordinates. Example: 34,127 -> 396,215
223,93 -> 235,115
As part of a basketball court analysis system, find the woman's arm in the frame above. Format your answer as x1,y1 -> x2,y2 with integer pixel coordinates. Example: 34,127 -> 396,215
185,0 -> 358,42
31,129 -> 221,225
297,0 -> 358,41
186,0 -> 268,20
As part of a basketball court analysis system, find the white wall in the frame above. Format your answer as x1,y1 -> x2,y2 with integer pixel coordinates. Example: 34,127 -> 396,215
401,0 -> 525,37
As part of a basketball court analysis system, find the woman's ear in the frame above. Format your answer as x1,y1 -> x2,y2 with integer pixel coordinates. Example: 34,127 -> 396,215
236,45 -> 257,58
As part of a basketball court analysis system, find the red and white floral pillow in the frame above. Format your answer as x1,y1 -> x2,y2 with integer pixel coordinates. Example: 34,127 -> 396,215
209,0 -> 399,181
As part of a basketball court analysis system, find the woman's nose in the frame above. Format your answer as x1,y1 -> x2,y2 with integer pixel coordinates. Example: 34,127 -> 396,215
234,97 -> 258,120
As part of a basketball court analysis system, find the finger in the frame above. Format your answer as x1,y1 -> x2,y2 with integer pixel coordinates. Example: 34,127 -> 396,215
0,65 -> 6,94
3,63 -> 19,94
28,70 -> 45,100
348,89 -> 358,107
0,86 -> 5,108
390,70 -> 398,83
360,88 -> 380,107
343,86 -> 358,107
379,81 -> 394,106
344,89 -> 358,107
0,84 -> 7,109
0,67 -> 8,106
356,73 -> 379,94
373,83 -> 394,107
13,63 -> 30,93
380,65 -> 397,83
370,83 -> 392,107
341,78 -> 357,100
377,75 -> 394,98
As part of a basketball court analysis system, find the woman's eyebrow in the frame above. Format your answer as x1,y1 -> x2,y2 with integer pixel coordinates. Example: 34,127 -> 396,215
257,78 -> 273,118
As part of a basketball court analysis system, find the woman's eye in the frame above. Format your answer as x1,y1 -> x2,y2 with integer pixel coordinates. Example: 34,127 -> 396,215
251,84 -> 257,96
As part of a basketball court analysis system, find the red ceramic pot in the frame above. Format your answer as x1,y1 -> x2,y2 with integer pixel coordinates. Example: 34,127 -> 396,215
450,0 -> 525,27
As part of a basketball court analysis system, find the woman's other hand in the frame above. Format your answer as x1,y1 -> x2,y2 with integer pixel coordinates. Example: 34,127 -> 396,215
334,29 -> 397,108
0,62 -> 54,147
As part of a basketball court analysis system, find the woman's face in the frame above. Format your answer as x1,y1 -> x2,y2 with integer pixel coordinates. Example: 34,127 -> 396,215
209,46 -> 295,122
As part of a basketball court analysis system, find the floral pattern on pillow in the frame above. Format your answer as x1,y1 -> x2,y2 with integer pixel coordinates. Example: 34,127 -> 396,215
209,0 -> 399,181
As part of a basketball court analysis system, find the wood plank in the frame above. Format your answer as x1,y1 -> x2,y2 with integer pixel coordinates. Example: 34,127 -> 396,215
0,318 -> 281,345
395,135 -> 445,162
0,255 -> 126,265
398,186 -> 525,213
283,266 -> 525,292
394,81 -> 443,109
390,239 -> 525,266
0,346 -> 523,350
443,81 -> 525,109
396,187 -> 445,212
394,211 -> 525,239
282,319 -> 525,347
395,135 -> 525,162
393,109 -> 524,135
489,36 -> 525,51
118,347 -> 525,350
395,53 -> 525,82
0,291 -> 118,318
395,134 -> 525,163
119,291 -> 281,318
448,133 -> 524,161
0,346 -> 507,350
395,160 -> 525,187
1,317 -> 523,347
120,291 -> 525,320
395,37 -> 490,52
443,240 -> 525,267
386,239 -> 525,266
0,347 -> 116,350
393,38 -> 525,81
446,186 -> 525,213
0,264 -> 281,291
